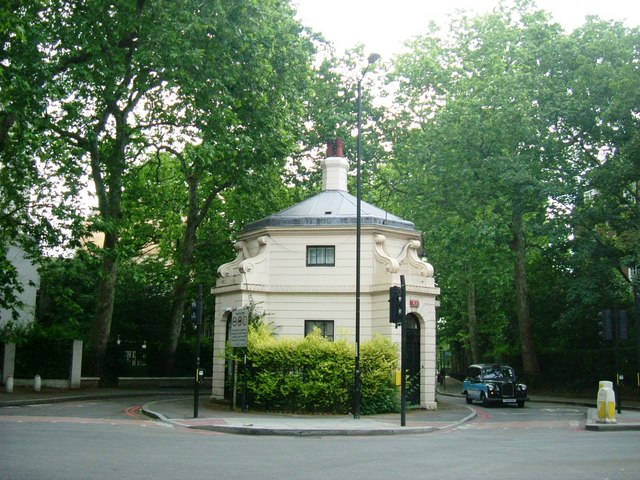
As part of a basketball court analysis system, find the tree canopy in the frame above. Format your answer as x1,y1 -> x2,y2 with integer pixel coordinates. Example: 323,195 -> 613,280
381,0 -> 639,375
4,0 -> 316,374
2,0 -> 638,382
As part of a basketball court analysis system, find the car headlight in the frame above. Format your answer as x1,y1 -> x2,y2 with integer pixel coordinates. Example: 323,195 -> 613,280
517,384 -> 527,391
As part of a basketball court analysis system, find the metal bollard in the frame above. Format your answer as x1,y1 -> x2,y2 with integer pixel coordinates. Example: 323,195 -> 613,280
596,380 -> 616,424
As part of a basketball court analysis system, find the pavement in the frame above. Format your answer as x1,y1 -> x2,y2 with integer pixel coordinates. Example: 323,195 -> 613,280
1,378 -> 639,435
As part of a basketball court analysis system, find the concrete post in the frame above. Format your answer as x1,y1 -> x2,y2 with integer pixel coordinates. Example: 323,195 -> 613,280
69,340 -> 83,389
3,343 -> 16,384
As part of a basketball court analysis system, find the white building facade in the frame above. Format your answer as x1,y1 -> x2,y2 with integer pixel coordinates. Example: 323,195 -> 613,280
211,140 -> 440,409
0,245 -> 40,328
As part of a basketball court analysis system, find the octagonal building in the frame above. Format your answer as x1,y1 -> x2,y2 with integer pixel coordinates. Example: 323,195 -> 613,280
211,139 -> 440,409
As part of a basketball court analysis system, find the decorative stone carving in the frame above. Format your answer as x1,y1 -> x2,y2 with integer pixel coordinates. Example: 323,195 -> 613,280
217,241 -> 250,277
239,236 -> 270,273
373,236 -> 434,277
373,235 -> 400,273
403,240 -> 434,277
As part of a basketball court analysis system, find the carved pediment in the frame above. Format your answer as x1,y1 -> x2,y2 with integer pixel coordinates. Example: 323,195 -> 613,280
217,236 -> 270,277
374,235 -> 434,277
239,236 -> 270,273
374,235 -> 400,272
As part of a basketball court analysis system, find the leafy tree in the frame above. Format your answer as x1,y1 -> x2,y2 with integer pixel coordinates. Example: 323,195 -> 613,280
383,1 -> 576,374
551,18 -> 640,298
7,0 -> 316,375
1,1 -> 84,316
382,1 -> 639,376
36,253 -> 99,336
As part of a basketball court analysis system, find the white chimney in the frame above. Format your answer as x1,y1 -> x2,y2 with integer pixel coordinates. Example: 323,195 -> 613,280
322,138 -> 349,191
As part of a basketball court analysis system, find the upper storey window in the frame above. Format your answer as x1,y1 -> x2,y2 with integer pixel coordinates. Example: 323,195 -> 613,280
306,246 -> 335,266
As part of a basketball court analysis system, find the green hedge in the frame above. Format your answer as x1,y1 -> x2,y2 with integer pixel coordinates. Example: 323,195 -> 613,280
11,325 -> 74,378
360,335 -> 401,415
242,325 -> 399,414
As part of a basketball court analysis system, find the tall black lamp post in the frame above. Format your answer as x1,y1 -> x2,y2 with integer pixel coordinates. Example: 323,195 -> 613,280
354,52 -> 380,420
630,267 -> 640,376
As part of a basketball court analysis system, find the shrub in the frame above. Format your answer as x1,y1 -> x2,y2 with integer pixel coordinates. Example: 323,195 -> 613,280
10,324 -> 77,378
360,335 -> 400,414
242,326 -> 399,415
246,328 -> 353,413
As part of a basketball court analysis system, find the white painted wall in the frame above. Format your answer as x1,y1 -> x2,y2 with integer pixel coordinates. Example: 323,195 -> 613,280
211,224 -> 439,408
0,245 -> 40,328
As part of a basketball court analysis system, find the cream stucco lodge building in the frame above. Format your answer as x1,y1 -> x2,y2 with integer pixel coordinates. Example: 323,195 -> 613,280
211,140 -> 440,409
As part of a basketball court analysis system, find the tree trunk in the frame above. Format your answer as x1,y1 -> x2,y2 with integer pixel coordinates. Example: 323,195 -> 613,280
87,232 -> 119,377
163,176 -> 201,374
163,270 -> 191,375
511,208 -> 540,375
86,115 -> 127,378
466,277 -> 480,363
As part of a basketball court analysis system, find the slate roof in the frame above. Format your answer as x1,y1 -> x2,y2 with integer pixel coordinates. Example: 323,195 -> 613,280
243,189 -> 416,232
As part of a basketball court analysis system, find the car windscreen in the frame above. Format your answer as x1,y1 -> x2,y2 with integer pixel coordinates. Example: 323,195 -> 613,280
481,366 -> 515,380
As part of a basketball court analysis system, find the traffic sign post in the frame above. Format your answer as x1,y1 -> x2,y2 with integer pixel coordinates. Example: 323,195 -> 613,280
230,309 -> 249,348
229,308 -> 249,410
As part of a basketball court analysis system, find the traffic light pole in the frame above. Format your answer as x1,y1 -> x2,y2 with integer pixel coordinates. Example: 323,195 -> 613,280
634,281 -> 640,380
400,275 -> 407,427
389,276 -> 408,426
193,285 -> 203,418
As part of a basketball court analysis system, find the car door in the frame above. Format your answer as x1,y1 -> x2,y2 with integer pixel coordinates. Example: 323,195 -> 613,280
466,366 -> 482,399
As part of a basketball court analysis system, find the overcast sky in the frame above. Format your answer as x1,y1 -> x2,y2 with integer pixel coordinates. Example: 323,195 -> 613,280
294,0 -> 640,57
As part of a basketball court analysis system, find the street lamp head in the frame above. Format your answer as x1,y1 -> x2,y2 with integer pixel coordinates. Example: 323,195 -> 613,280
367,53 -> 381,65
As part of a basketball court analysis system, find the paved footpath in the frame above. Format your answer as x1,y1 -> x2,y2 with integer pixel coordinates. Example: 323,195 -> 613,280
141,394 -> 476,436
2,378 -> 639,435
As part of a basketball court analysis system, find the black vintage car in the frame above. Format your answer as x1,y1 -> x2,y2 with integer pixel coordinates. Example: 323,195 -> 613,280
462,364 -> 528,407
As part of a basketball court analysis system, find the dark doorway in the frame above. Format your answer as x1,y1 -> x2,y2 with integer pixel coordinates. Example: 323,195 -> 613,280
405,314 -> 421,405
224,313 -> 233,400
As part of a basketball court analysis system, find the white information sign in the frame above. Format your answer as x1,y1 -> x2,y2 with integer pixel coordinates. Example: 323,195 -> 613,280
230,308 -> 249,348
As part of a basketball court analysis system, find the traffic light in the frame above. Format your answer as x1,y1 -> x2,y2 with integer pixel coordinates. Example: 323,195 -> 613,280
598,309 -> 631,342
618,310 -> 629,341
190,301 -> 197,322
190,300 -> 202,325
389,286 -> 403,324
598,310 -> 614,341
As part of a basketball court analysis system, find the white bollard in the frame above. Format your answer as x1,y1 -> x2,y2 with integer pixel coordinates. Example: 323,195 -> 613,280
596,380 -> 616,424
5,375 -> 13,393
34,374 -> 41,392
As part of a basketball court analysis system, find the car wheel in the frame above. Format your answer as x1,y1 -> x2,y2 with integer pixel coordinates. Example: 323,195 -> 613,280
481,392 -> 490,407
465,395 -> 473,405
517,400 -> 525,408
